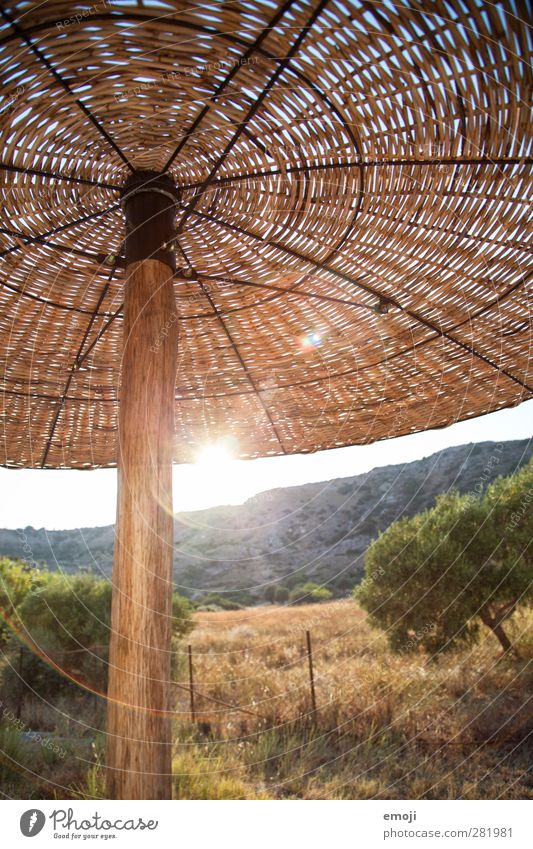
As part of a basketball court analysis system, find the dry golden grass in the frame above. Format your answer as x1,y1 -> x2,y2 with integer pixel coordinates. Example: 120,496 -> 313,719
170,601 -> 533,800
1,600 -> 531,800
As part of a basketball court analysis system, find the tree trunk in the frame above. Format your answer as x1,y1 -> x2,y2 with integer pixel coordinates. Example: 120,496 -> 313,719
479,607 -> 513,653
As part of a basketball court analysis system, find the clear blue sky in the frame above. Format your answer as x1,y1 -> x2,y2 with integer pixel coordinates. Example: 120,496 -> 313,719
1,399 -> 531,530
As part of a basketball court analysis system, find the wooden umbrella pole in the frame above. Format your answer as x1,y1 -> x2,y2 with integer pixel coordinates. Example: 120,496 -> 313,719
106,172 -> 179,800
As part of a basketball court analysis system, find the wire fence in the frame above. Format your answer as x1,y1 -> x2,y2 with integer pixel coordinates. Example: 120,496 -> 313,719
177,629 -> 318,725
8,629 -> 318,725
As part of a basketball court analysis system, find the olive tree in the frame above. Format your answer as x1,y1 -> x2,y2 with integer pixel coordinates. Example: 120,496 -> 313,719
356,459 -> 532,654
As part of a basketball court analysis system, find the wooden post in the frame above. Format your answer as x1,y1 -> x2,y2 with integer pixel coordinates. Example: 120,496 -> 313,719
188,644 -> 195,722
306,630 -> 317,714
106,172 -> 179,800
16,645 -> 24,719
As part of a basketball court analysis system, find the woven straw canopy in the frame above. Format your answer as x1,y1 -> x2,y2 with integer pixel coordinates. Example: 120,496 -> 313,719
1,0 -> 531,469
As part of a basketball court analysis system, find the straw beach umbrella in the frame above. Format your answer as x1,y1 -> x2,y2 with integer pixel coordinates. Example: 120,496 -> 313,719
0,0 -> 531,799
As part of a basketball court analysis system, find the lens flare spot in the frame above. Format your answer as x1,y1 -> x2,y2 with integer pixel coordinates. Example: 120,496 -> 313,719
299,331 -> 323,351
197,436 -> 238,468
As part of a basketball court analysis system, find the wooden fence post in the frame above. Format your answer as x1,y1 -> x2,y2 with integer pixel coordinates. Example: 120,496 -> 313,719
188,644 -> 195,722
16,645 -> 24,719
306,630 -> 317,714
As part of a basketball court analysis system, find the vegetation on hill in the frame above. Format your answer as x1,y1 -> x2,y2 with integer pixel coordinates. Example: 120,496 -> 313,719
357,459 -> 533,655
0,440 -> 530,601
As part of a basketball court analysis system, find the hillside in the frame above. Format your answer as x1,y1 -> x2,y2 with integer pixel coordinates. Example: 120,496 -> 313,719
1,439 -> 531,600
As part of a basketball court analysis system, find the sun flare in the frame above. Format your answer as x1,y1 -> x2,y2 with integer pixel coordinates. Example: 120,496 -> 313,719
180,438 -> 247,509
197,440 -> 236,469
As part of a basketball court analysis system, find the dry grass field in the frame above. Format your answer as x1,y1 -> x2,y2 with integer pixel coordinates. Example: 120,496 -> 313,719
1,600 -> 531,800
169,601 -> 533,800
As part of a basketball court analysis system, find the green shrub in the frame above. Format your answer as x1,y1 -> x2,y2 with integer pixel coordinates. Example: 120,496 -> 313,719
197,593 -> 242,611
356,459 -> 533,655
0,558 -> 44,647
0,564 -> 193,700
273,586 -> 290,604
288,582 -> 333,605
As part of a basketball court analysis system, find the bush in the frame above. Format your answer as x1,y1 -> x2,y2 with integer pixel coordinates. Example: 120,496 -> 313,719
273,586 -> 290,604
356,459 -> 533,655
0,563 -> 193,701
0,558 -> 44,647
288,582 -> 333,605
196,593 -> 242,611
263,585 -> 277,603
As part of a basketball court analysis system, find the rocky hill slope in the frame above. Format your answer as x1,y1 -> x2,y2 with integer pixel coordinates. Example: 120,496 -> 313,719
1,439 -> 531,600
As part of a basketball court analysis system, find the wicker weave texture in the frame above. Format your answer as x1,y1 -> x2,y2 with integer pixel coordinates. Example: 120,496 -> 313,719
0,0 -> 531,468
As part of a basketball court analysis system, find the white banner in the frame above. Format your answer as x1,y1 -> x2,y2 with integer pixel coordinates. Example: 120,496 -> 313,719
1,800 -> 531,848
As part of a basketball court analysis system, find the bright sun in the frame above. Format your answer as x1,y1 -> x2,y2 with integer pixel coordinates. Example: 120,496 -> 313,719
197,443 -> 235,469
182,439 -> 247,509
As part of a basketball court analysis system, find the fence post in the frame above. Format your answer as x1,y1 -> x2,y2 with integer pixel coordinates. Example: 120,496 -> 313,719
16,645 -> 24,719
188,644 -> 195,722
306,630 -> 317,714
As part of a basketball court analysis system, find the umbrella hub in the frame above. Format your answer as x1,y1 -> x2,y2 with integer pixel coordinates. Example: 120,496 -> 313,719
120,171 -> 180,270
